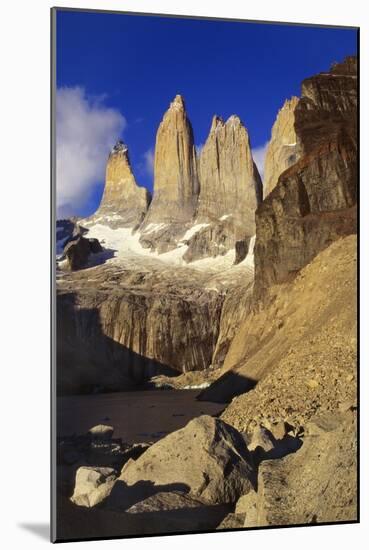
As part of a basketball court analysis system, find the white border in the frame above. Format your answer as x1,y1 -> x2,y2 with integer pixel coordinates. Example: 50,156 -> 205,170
1,0 -> 367,548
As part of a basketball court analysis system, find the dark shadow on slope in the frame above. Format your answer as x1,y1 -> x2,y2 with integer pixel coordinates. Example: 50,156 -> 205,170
86,247 -> 117,267
197,371 -> 257,404
57,293 -> 179,396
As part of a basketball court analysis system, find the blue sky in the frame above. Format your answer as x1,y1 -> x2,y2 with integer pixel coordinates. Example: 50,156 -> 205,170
56,9 -> 357,217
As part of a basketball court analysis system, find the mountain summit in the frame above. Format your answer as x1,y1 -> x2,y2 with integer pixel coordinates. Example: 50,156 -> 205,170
88,139 -> 151,228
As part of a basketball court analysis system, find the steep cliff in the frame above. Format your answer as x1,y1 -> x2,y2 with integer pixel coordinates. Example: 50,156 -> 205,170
197,115 -> 262,228
254,56 -> 357,297
139,98 -> 261,263
181,115 -> 262,263
141,95 -> 199,225
87,141 -> 151,228
56,258 -> 226,394
263,97 -> 300,197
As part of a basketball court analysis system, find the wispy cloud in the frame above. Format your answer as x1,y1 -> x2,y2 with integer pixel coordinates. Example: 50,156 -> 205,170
252,141 -> 269,179
143,147 -> 155,176
56,86 -> 126,217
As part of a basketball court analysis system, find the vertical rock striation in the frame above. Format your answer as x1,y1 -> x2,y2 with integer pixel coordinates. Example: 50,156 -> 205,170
254,56 -> 357,297
143,95 -> 199,225
263,97 -> 300,198
197,115 -> 262,230
89,141 -> 151,228
183,115 -> 262,263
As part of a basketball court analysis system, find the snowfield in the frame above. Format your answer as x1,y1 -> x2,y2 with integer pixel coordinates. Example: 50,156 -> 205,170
70,221 -> 255,274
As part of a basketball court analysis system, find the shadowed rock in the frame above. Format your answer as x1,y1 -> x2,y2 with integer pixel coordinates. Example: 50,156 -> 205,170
243,412 -> 357,527
255,56 -> 357,297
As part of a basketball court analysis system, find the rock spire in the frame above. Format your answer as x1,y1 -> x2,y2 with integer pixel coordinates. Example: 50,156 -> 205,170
89,140 -> 150,228
197,114 -> 262,234
143,95 -> 199,225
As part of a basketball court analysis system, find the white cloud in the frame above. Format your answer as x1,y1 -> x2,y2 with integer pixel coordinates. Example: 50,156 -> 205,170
143,147 -> 155,176
252,141 -> 269,179
56,86 -> 126,217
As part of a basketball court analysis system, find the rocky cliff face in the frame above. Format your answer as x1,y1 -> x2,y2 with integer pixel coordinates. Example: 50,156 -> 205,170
263,97 -> 300,197
254,56 -> 357,297
142,95 -> 199,227
87,141 -> 151,228
181,115 -> 262,263
139,98 -> 261,262
56,258 -> 226,394
197,115 -> 262,229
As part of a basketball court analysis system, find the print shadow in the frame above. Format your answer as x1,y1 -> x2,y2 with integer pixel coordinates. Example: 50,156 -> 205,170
197,370 -> 258,404
57,293 -> 179,395
18,523 -> 49,541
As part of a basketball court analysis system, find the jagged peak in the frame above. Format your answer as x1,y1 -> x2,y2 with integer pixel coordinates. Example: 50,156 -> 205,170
110,140 -> 129,156
169,94 -> 186,111
282,96 -> 299,109
225,114 -> 244,128
330,55 -> 357,76
210,115 -> 224,132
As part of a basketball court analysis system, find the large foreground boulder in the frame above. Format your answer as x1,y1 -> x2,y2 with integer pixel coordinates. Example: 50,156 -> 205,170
110,415 -> 255,506
242,412 -> 357,527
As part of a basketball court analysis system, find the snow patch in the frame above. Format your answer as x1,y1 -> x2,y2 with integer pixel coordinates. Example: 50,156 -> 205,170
180,223 -> 209,242
219,214 -> 231,221
190,249 -> 236,271
61,222 -> 257,274
143,223 -> 168,234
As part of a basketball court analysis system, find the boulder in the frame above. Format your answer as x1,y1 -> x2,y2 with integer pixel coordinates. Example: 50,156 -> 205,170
216,512 -> 246,530
71,466 -> 117,508
88,425 -> 114,440
247,425 -> 275,453
112,415 -> 255,506
64,236 -> 91,270
243,412 -> 357,527
63,235 -> 103,271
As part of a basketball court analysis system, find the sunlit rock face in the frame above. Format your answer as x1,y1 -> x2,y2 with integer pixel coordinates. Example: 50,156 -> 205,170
197,114 -> 262,231
263,97 -> 300,198
88,140 -> 151,228
143,95 -> 199,226
183,114 -> 262,264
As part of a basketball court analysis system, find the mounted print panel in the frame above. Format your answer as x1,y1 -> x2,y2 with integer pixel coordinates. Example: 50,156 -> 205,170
51,7 -> 358,542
